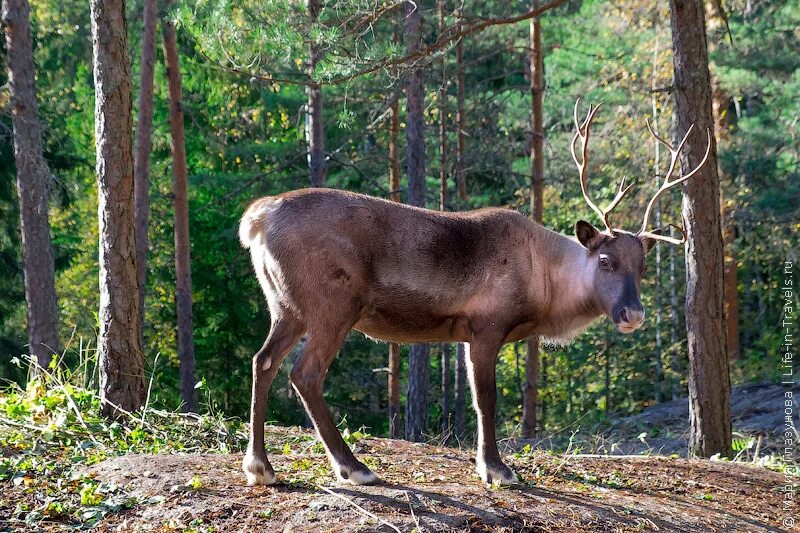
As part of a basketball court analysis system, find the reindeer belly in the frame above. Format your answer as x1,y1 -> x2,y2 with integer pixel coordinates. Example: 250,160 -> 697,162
354,286 -> 472,343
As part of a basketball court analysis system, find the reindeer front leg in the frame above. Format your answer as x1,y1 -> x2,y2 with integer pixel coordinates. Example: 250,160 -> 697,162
465,337 -> 518,485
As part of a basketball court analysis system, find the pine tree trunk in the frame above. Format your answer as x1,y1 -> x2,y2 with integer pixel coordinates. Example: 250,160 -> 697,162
162,9 -> 198,413
387,77 -> 402,438
441,342 -> 451,436
306,0 -> 325,186
437,0 -> 447,210
388,342 -> 401,438
669,0 -> 732,458
90,0 -> 146,417
669,225 -> 682,399
452,7 -> 468,431
454,342 -> 467,440
521,5 -> 544,438
2,0 -> 61,370
651,34 -> 664,404
707,0 -> 740,362
454,7 -> 467,200
723,220 -> 740,360
403,0 -> 429,442
522,338 -> 539,437
133,0 -> 157,345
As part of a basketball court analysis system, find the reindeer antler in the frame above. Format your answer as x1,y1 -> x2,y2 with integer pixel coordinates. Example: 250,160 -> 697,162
637,121 -> 712,243
570,99 -> 634,234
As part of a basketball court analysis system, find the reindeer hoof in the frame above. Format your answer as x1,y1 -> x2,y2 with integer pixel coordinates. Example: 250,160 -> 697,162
243,453 -> 276,486
336,464 -> 379,485
477,460 -> 518,486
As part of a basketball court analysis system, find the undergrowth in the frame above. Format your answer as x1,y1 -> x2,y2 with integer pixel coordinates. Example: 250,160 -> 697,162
0,358 -> 247,529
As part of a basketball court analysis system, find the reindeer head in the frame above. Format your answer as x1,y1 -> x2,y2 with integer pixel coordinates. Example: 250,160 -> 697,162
569,100 -> 711,334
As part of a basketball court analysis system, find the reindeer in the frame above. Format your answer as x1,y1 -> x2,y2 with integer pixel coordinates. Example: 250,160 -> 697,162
238,101 -> 711,486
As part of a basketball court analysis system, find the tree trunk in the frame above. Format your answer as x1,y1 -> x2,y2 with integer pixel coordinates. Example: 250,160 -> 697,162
521,4 -> 544,438
90,0 -> 146,417
133,0 -> 157,345
723,220 -> 740,360
651,33 -> 664,404
669,225 -> 682,400
669,0 -> 732,458
387,92 -> 402,438
454,342 -> 467,440
163,8 -> 198,413
2,0 -> 61,371
707,0 -> 740,362
306,0 -> 325,186
441,342 -> 451,436
454,7 -> 467,200
522,338 -> 539,437
403,0 -> 429,443
388,342 -> 401,438
437,0 -> 447,210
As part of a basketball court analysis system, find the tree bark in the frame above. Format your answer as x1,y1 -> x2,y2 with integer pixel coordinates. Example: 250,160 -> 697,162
403,0 -> 429,442
651,33 -> 665,404
706,0 -> 740,362
90,0 -> 146,417
522,338 -> 539,437
163,7 -> 198,413
306,0 -> 325,186
454,7 -> 467,200
437,0 -> 447,211
441,342 -> 451,436
521,4 -> 544,438
133,0 -> 157,345
669,0 -> 732,458
388,92 -> 402,438
2,0 -> 61,370
454,342 -> 467,440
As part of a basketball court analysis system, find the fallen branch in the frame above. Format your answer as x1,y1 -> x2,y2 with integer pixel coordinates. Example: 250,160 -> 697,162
316,485 -> 402,533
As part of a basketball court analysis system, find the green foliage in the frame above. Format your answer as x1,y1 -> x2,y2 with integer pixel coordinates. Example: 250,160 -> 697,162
0,359 -> 247,528
0,0 -> 797,450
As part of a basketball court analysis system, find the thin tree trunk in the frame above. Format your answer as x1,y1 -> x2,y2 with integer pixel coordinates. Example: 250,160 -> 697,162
540,349 -> 548,428
604,344 -> 611,417
522,338 -> 539,437
454,6 -> 467,200
651,32 -> 664,404
163,8 -> 198,413
669,225 -> 681,399
436,0 -> 451,440
90,0 -> 146,417
133,0 -> 157,345
723,219 -> 740,359
454,342 -> 467,440
2,0 -> 61,370
306,0 -> 325,186
438,0 -> 447,210
441,342 -> 451,436
521,3 -> 544,438
707,6 -> 740,362
403,0 -> 428,442
388,342 -> 401,438
669,0 -> 732,458
387,91 -> 402,438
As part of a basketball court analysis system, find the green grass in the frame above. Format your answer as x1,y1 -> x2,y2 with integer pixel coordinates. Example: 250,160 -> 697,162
0,358 -> 247,529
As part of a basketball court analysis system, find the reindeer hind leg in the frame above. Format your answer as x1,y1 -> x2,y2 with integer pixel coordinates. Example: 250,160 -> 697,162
290,320 -> 378,485
243,311 -> 305,485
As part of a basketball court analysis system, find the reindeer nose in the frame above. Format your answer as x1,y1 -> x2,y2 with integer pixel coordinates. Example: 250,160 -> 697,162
620,306 -> 645,327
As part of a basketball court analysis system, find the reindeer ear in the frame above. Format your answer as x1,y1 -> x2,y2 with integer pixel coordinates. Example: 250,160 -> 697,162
641,227 -> 666,254
575,220 -> 603,250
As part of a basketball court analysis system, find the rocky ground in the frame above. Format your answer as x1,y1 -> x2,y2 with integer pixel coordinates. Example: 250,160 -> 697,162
81,427 -> 790,532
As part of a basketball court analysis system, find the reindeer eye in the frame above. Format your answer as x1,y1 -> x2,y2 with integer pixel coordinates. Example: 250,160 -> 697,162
599,255 -> 612,270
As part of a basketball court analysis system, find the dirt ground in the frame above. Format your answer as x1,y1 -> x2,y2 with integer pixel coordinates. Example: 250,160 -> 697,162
82,428 -> 791,532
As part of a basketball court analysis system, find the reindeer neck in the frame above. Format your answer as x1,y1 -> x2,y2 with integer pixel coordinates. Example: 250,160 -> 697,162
527,224 -> 603,339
